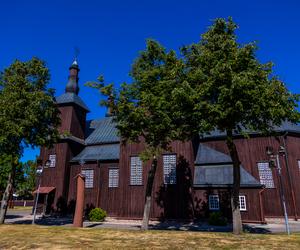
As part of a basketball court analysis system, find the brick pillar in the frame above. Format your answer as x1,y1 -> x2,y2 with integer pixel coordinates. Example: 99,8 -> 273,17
73,174 -> 85,227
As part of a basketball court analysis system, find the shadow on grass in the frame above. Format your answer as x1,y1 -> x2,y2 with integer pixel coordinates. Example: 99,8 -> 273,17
9,216 -> 73,226
6,214 -> 272,234
149,221 -> 272,234
5,215 -> 23,219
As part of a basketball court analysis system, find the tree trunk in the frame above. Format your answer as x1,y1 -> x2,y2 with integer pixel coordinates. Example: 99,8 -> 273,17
0,158 -> 16,224
141,156 -> 158,230
226,130 -> 243,234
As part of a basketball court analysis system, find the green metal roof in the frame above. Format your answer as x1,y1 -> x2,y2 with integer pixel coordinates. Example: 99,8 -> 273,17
71,143 -> 119,162
194,144 -> 261,188
194,164 -> 261,188
202,121 -> 300,140
56,92 -> 90,112
85,116 -> 119,145
195,144 -> 232,165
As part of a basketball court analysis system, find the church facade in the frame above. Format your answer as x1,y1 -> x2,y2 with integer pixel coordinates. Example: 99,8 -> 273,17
38,61 -> 300,223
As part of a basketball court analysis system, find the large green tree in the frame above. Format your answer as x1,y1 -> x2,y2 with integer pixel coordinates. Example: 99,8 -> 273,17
181,18 -> 300,234
15,160 -> 37,199
0,158 -> 36,200
90,18 -> 299,234
0,58 -> 60,224
88,40 -> 192,230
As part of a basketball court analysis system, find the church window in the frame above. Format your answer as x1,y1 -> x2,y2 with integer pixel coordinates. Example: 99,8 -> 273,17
257,162 -> 275,188
130,156 -> 143,185
163,154 -> 176,184
109,168 -> 119,188
209,194 -> 220,210
49,154 -> 56,168
81,169 -> 94,188
239,195 -> 247,211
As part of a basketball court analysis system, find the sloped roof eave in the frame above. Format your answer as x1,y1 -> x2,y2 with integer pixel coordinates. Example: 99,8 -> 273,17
193,183 -> 263,188
56,93 -> 90,112
201,122 -> 300,140
193,164 -> 261,187
71,143 -> 120,163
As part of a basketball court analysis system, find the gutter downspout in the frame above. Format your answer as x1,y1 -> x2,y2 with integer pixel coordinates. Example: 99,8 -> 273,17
282,132 -> 298,221
259,187 -> 266,224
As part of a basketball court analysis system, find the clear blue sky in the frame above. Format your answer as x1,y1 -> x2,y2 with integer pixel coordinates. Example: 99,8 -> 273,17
1,0 -> 299,162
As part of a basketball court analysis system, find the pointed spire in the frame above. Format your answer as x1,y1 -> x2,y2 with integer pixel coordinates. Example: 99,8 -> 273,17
65,59 -> 80,95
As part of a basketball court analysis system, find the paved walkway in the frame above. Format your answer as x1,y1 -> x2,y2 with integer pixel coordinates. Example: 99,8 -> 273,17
5,209 -> 300,234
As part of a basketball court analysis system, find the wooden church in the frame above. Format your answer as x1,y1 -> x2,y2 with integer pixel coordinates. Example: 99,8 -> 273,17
38,60 -> 300,223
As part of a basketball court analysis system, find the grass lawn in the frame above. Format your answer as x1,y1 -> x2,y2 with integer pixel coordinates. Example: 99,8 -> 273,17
8,206 -> 33,211
0,225 -> 299,249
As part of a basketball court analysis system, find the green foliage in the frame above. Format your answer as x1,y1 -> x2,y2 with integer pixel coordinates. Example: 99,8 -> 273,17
0,155 -> 12,193
208,212 -> 228,226
87,17 -> 299,233
181,17 -> 299,233
0,57 -> 60,213
88,208 -> 107,222
0,57 -> 61,157
90,18 -> 299,160
88,40 -> 192,159
181,17 -> 299,134
0,157 -> 36,199
15,160 -> 36,199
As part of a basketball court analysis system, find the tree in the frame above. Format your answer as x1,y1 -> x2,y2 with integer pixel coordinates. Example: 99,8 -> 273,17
0,57 -> 60,224
181,18 -> 300,234
0,156 -> 11,196
89,18 -> 299,234
15,160 -> 37,199
87,40 -> 191,230
0,157 -> 35,201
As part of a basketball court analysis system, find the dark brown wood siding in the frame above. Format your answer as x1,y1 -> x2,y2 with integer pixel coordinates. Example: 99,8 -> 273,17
39,142 -> 72,208
116,140 -> 197,219
65,139 -> 263,222
98,162 -> 120,217
38,104 -> 86,209
193,188 -> 264,223
40,102 -> 300,222
203,135 -> 300,219
285,135 -> 300,219
58,105 -> 87,140
68,163 -> 100,209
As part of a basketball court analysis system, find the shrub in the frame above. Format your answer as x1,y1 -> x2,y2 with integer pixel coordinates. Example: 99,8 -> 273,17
88,208 -> 107,222
208,211 -> 227,226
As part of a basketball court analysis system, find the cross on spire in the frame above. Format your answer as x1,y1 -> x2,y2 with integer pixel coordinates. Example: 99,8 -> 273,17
73,47 -> 80,65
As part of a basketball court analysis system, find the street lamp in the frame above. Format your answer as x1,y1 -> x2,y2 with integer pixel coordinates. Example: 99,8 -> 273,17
32,159 -> 51,225
266,146 -> 290,235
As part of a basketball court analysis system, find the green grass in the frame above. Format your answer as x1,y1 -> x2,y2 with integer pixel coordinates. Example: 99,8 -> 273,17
8,206 -> 33,211
0,225 -> 299,249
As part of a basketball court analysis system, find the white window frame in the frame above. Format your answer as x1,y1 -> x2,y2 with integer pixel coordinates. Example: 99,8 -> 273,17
49,154 -> 56,168
239,195 -> 247,211
130,156 -> 143,185
163,154 -> 177,185
257,162 -> 275,188
81,169 -> 94,188
298,160 -> 300,172
209,194 -> 220,210
109,168 -> 119,188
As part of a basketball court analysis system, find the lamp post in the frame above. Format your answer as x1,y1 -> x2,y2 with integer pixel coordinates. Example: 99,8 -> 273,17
32,159 -> 51,225
266,146 -> 290,235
